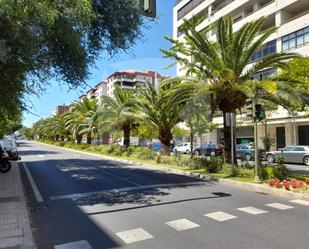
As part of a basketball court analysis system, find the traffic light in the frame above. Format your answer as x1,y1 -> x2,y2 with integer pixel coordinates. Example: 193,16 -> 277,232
139,0 -> 156,18
255,104 -> 265,121
245,98 -> 254,118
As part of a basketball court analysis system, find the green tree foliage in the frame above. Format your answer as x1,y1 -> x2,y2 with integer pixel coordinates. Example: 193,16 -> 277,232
65,98 -> 98,144
137,80 -> 188,156
100,87 -> 138,147
0,0 -> 146,116
0,114 -> 22,138
279,57 -> 309,93
162,16 -> 306,163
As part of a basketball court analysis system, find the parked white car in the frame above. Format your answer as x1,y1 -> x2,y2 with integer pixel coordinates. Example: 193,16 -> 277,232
173,142 -> 193,154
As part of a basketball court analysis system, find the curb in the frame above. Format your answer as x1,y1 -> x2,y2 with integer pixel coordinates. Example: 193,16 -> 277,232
220,178 -> 309,201
15,162 -> 34,249
33,141 -> 217,182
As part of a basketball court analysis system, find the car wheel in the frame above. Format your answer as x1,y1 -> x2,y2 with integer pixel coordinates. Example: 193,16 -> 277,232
304,156 -> 309,166
245,153 -> 252,161
186,149 -> 190,155
266,154 -> 275,163
194,150 -> 200,156
0,161 -> 11,173
210,151 -> 216,157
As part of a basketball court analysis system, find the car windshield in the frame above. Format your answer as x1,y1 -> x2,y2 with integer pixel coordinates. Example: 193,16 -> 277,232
0,140 -> 14,147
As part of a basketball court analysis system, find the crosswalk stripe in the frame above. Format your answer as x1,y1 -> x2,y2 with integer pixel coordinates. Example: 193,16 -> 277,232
116,228 -> 154,244
289,199 -> 309,206
204,211 -> 237,222
166,218 -> 200,231
265,203 -> 294,210
238,207 -> 268,215
54,240 -> 93,249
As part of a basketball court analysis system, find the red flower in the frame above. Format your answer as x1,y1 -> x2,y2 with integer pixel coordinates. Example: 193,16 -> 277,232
282,180 -> 290,190
290,180 -> 304,189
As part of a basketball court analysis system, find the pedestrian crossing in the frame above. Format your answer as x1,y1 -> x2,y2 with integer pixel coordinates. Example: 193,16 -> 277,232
53,199 -> 308,248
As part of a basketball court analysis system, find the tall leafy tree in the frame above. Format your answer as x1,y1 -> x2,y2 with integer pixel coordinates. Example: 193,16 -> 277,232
137,80 -> 189,156
162,16 -> 306,163
0,0 -> 147,116
67,98 -> 98,144
100,87 -> 138,147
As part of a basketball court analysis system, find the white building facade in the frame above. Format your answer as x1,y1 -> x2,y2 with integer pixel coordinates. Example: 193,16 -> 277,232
106,70 -> 161,97
174,0 -> 309,149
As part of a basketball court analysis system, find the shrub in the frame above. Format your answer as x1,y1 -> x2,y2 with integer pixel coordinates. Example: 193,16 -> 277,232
282,180 -> 290,190
137,147 -> 156,160
233,168 -> 254,178
206,157 -> 223,173
268,178 -> 281,188
173,151 -> 182,166
306,178 -> 309,185
261,166 -> 276,180
220,163 -> 233,176
290,180 -> 304,189
156,155 -> 172,164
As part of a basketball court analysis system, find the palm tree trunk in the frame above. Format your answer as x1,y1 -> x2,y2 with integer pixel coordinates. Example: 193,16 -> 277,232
76,134 -> 82,144
87,132 -> 91,144
123,124 -> 131,147
223,111 -> 237,165
159,129 -> 173,156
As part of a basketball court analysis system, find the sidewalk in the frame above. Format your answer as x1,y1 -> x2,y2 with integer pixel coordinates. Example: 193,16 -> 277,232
0,162 -> 33,249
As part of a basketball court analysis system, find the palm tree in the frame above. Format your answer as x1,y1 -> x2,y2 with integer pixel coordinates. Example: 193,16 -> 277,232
161,16 -> 303,163
66,98 -> 98,144
137,80 -> 188,156
100,87 -> 137,147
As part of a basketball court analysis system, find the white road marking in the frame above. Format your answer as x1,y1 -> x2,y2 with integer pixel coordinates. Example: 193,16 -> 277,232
38,155 -> 45,158
23,162 -> 44,203
265,203 -> 294,210
289,199 -> 309,206
204,211 -> 237,222
50,181 -> 206,201
54,240 -> 92,249
166,218 -> 200,231
237,207 -> 268,215
116,228 -> 154,244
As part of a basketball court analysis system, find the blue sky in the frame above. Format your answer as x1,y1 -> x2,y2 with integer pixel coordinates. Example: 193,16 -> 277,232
23,0 -> 176,127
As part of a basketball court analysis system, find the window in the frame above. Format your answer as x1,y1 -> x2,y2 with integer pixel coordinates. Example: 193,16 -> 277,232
255,68 -> 276,80
177,0 -> 206,20
250,40 -> 276,61
294,147 -> 305,151
282,27 -> 309,51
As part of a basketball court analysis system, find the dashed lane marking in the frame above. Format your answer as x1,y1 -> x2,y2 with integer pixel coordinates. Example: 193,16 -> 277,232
116,228 -> 154,244
265,203 -> 294,210
54,240 -> 92,249
289,199 -> 309,206
237,207 -> 268,215
166,218 -> 200,231
204,211 -> 237,222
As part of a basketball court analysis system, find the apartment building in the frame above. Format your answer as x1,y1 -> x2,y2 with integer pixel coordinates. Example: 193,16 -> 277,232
54,105 -> 70,115
106,70 -> 161,96
79,70 -> 161,103
174,0 -> 309,149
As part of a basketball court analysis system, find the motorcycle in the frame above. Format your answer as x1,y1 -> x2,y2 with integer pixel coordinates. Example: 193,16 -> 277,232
0,151 -> 11,173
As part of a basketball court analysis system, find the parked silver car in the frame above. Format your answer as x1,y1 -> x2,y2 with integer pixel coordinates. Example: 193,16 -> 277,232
0,139 -> 18,160
265,146 -> 309,166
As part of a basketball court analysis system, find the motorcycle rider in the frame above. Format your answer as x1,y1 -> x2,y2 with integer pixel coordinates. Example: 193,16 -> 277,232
0,144 -> 12,173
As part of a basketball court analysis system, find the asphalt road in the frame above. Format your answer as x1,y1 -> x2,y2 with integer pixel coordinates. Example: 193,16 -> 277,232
18,141 -> 309,249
